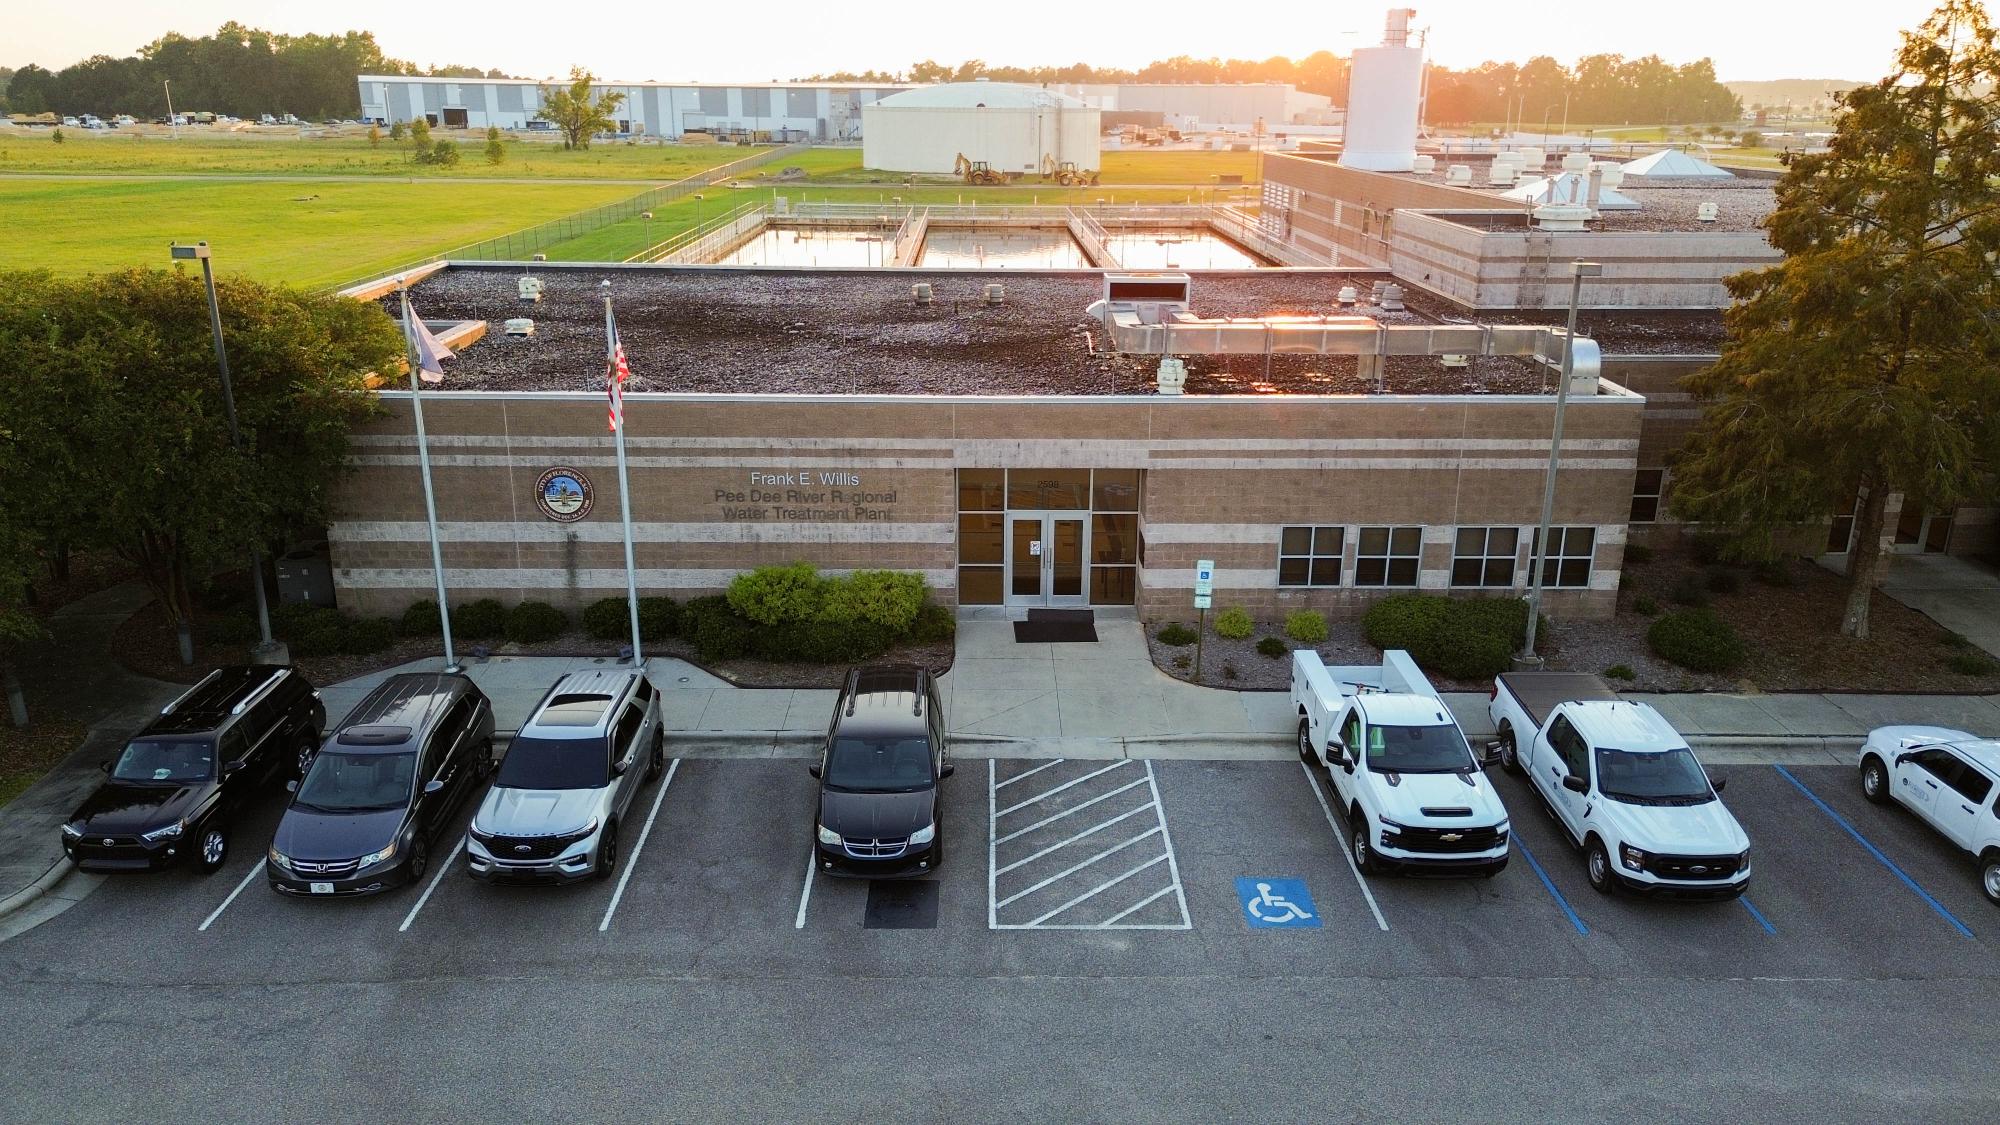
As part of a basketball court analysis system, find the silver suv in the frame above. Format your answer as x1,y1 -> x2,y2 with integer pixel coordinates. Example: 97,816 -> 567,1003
466,670 -> 665,883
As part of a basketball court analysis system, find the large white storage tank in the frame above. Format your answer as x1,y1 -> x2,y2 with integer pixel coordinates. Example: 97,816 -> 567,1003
1341,8 -> 1426,172
863,81 -> 1100,175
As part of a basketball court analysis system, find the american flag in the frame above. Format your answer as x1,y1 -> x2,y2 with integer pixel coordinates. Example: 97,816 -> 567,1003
606,312 -> 631,432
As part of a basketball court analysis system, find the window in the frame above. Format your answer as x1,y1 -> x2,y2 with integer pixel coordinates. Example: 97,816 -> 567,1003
1277,526 -> 1344,587
1532,527 -> 1597,589
1341,711 -> 1362,752
1354,527 -> 1420,588
613,703 -> 645,765
219,727 -> 249,767
1547,715 -> 1590,778
1007,469 -> 1090,510
1452,527 -> 1519,588
1827,492 -> 1860,553
1630,469 -> 1665,523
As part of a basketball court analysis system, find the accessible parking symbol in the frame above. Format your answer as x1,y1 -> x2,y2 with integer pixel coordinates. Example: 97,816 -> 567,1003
1235,877 -> 1320,929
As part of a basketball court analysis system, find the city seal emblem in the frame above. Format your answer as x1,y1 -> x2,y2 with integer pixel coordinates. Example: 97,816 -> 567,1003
535,467 -> 594,523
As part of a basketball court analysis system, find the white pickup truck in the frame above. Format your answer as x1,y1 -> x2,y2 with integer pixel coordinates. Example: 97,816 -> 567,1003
1292,650 -> 1510,878
1857,726 -> 2000,905
1489,672 -> 1750,899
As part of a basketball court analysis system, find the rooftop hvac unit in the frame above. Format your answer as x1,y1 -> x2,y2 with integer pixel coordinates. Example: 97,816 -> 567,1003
1696,201 -> 1720,223
1441,354 -> 1470,368
504,318 -> 535,336
1594,162 -> 1625,190
1561,152 -> 1592,173
1488,165 -> 1519,186
1336,284 -> 1359,305
1519,147 -> 1546,168
1379,283 -> 1406,312
1155,356 -> 1187,396
1369,280 -> 1387,304
1410,155 -> 1435,175
1534,203 -> 1593,231
983,283 -> 1005,306
1445,164 -> 1472,185
1493,151 -> 1525,167
517,276 -> 543,303
912,282 -> 933,306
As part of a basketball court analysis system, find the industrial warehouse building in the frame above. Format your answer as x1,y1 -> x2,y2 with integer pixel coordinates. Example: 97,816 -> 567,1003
861,82 -> 1099,175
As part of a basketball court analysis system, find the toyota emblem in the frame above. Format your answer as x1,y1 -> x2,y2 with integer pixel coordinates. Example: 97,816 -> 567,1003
102,839 -> 115,847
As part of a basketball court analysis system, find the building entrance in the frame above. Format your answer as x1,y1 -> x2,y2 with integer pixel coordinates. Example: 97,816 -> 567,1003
1007,513 -> 1088,607
956,469 -> 1140,608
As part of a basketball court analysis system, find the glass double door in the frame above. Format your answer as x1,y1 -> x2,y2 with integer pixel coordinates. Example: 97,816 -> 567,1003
1007,512 -> 1087,607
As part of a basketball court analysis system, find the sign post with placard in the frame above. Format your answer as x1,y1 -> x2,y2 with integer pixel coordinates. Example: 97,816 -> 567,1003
1194,560 -> 1214,680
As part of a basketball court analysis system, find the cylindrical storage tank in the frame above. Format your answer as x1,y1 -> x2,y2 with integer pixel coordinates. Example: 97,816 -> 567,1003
862,81 -> 1099,175
1340,10 -> 1425,172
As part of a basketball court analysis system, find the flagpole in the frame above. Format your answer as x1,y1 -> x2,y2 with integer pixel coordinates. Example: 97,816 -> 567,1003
604,282 -> 643,665
402,285 -> 460,673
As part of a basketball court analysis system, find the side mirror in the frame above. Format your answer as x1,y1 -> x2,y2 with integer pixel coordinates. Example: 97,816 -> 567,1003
285,779 -> 298,793
98,760 -> 111,774
424,778 -> 445,795
939,763 -> 955,779
611,757 -> 629,777
223,761 -> 246,777
807,764 -> 822,779
1561,774 -> 1589,795
1710,775 -> 1727,794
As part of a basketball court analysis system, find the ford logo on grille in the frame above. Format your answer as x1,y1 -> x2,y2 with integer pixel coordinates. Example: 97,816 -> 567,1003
513,845 -> 532,854
1690,865 -> 1710,874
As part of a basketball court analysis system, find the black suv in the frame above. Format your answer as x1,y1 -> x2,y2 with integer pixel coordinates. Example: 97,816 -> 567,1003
811,665 -> 951,878
62,666 -> 324,875
267,672 -> 493,897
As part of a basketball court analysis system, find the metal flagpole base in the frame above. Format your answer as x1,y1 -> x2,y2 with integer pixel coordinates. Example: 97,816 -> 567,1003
249,640 -> 291,666
1511,654 -> 1546,672
443,662 -> 466,675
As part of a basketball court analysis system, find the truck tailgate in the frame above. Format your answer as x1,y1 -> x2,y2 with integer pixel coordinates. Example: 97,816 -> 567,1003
1495,672 -> 1619,728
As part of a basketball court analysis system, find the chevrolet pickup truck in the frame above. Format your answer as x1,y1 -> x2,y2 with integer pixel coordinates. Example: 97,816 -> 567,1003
1293,650 -> 1509,878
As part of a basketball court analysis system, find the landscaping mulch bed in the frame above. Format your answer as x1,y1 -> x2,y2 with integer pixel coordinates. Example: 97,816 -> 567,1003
1146,549 -> 2000,695
0,718 -> 89,807
20,552 -> 137,620
111,599 -> 952,691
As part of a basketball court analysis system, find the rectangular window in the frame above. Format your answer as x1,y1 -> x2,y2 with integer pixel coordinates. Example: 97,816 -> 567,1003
1277,526 -> 1344,587
1630,469 -> 1665,524
1354,526 -> 1420,588
1531,527 -> 1597,589
1007,469 -> 1090,510
1452,527 -> 1520,588
957,469 -> 1004,512
1091,469 -> 1140,512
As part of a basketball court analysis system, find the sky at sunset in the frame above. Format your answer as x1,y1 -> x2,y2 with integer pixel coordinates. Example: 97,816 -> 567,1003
5,1 -> 1946,83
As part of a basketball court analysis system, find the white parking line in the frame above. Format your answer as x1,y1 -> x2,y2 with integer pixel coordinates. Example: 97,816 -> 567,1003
1299,760 -> 1389,932
1140,761 -> 1193,930
996,827 -> 1164,908
996,761 -> 1134,817
397,835 -> 467,933
600,759 -> 680,933
992,759 -> 1064,791
995,776 -> 1153,845
197,859 -> 267,932
1099,885 -> 1178,928
996,802 -> 1158,876
793,844 -> 818,930
986,759 -> 998,930
1027,854 -> 1169,926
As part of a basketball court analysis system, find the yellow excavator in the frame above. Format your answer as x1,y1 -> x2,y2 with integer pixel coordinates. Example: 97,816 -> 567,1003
953,152 -> 1008,185
1037,154 -> 1100,186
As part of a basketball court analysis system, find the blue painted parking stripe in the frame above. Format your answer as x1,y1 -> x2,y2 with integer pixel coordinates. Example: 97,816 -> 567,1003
1773,765 -> 1975,940
1511,836 -> 1588,936
1739,896 -> 1776,936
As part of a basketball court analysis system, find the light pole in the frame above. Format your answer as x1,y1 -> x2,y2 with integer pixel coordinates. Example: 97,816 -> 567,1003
1519,259 -> 1602,669
169,241 -> 282,666
163,79 -> 178,139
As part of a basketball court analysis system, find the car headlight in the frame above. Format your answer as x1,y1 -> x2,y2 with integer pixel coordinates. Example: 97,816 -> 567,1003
140,819 -> 185,842
267,847 -> 292,871
1495,821 -> 1511,837
1620,843 -> 1648,872
1377,817 -> 1406,834
467,822 -> 493,842
61,822 -> 83,839
908,822 -> 936,846
816,824 -> 842,846
358,841 -> 398,868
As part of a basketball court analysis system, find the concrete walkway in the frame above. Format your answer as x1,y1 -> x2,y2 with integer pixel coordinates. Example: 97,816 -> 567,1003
1877,553 -> 2000,658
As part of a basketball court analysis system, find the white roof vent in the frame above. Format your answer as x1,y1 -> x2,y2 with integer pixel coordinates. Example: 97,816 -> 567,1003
1368,280 -> 1388,304
983,283 -> 1006,305
1336,284 -> 1359,305
1519,147 -> 1546,168
517,276 -> 543,303
1533,203 -> 1593,231
912,282 -> 933,306
1595,163 -> 1625,190
1410,154 -> 1435,175
1488,164 -> 1518,186
1561,152 -> 1592,173
1445,164 -> 1471,185
1378,283 -> 1406,312
1155,356 -> 1187,396
1493,151 -> 1525,167
1441,353 -> 1470,368
504,318 -> 535,336
1696,201 -> 1720,223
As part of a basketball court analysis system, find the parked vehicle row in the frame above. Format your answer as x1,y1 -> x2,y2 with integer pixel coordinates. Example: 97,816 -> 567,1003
1858,726 -> 2000,903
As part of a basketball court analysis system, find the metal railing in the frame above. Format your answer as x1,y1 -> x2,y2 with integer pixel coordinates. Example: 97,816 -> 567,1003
889,207 -> 929,266
623,200 -> 764,263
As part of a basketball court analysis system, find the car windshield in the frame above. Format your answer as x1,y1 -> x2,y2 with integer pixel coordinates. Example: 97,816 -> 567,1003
111,739 -> 213,783
824,736 -> 933,793
494,736 -> 607,791
294,751 -> 416,812
1594,747 -> 1714,804
1364,723 -> 1475,773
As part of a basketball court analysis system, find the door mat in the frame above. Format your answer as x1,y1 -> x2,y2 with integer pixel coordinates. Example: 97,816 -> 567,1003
1014,609 -> 1097,643
864,880 -> 940,929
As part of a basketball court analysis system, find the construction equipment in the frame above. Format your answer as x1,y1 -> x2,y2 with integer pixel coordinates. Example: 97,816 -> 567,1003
1037,155 -> 1101,186
953,152 -> 1006,185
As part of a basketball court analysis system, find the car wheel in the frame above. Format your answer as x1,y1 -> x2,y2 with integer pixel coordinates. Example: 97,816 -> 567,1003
476,741 -> 493,782
1585,838 -> 1615,895
407,835 -> 429,884
1350,818 -> 1378,876
647,729 -> 665,782
1297,719 -> 1315,765
293,738 -> 316,781
595,821 -> 620,880
1860,756 -> 1890,805
1981,855 -> 2000,906
196,823 -> 229,874
1498,727 -> 1522,776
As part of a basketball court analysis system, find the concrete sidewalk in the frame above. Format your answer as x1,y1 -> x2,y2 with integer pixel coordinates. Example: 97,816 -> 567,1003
1876,553 -> 2000,658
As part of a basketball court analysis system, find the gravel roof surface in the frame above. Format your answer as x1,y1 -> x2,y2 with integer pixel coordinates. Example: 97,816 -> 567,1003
397,265 -> 1720,396
1430,180 -> 1775,233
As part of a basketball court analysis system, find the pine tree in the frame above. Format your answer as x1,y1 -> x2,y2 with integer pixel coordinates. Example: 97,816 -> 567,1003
484,125 -> 505,165
1671,0 -> 2000,638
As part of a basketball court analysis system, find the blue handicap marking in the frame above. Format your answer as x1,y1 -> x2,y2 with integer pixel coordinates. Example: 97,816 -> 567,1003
1235,877 -> 1321,929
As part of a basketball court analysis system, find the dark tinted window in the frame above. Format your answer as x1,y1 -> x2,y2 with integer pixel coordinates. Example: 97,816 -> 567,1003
1938,753 -> 1993,803
494,736 -> 609,790
824,736 -> 933,792
614,703 -> 645,757
1548,716 -> 1588,776
112,739 -> 214,783
219,726 -> 250,765
1360,723 -> 1474,773
295,752 -> 416,812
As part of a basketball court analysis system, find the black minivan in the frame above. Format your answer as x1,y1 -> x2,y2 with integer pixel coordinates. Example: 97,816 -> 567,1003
267,672 -> 493,897
811,666 -> 951,878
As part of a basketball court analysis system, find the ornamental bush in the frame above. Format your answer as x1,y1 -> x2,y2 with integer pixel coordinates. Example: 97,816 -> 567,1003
452,598 -> 507,640
1156,622 -> 1198,646
682,595 -> 758,662
1360,595 -> 1528,681
290,617 -> 344,658
820,569 -> 925,635
1646,609 -> 1746,673
1284,610 -> 1329,644
1214,607 -> 1254,640
582,597 -> 629,641
727,561 -> 825,627
398,599 -> 441,637
1256,636 -> 1288,658
909,600 -> 957,644
338,616 -> 397,655
1604,663 -> 1636,681
637,596 -> 679,642
505,600 -> 569,644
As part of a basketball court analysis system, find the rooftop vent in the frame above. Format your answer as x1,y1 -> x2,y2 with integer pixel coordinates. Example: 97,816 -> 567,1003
1335,284 -> 1359,306
1696,201 -> 1720,223
1441,353 -> 1470,368
1493,151 -> 1525,167
1155,356 -> 1187,396
983,283 -> 1005,306
1533,203 -> 1593,231
504,318 -> 535,336
1410,154 -> 1435,175
1561,152 -> 1592,173
1519,147 -> 1546,168
1594,162 -> 1625,190
1488,164 -> 1518,186
517,276 -> 543,303
1369,280 -> 1388,304
1378,283 -> 1406,312
1445,164 -> 1472,185
912,282 -> 933,306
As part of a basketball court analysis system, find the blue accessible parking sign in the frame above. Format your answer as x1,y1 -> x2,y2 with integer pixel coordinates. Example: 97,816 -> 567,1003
1235,877 -> 1321,928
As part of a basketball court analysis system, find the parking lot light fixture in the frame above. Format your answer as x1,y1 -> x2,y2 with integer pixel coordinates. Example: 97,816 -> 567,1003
1519,259 -> 1603,670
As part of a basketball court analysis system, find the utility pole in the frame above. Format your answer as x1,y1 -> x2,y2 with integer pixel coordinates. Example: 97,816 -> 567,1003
1519,260 -> 1602,669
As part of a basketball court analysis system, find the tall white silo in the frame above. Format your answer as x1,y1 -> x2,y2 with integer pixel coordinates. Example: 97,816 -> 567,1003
1341,9 -> 1426,172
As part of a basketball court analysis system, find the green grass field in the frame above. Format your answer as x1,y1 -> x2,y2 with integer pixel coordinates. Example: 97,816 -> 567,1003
0,177 -> 640,287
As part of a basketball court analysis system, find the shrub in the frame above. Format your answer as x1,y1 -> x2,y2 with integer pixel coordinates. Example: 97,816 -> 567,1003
426,138 -> 461,166
909,600 -> 957,644
1284,610 -> 1328,644
1647,609 -> 1746,673
1947,650 -> 2000,676
271,600 -> 332,637
1632,595 -> 1660,616
1623,543 -> 1653,566
506,600 -> 569,644
1754,560 -> 1796,588
291,617 -> 344,658
1942,632 -> 1974,650
1603,663 -> 1636,681
637,596 -> 679,642
682,595 -> 757,662
1706,568 -> 1742,595
1171,654 -> 1191,669
1669,574 -> 1711,607
202,612 -> 260,646
1222,662 -> 1239,680
1360,595 -> 1528,681
1688,534 -> 1729,566
1214,607 -> 1254,640
822,569 -> 925,634
1157,622 -> 1198,646
389,120 -> 406,141
338,616 -> 397,655
484,126 -> 505,164
1256,636 -> 1288,658
452,598 -> 506,640
727,561 -> 825,627
582,597 -> 629,641
399,599 -> 442,637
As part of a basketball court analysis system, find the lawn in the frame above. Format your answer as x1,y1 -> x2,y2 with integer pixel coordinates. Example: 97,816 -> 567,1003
0,177 -> 641,288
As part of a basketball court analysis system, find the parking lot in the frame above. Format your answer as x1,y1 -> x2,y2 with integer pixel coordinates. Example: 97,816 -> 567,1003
3,753 -> 1997,1121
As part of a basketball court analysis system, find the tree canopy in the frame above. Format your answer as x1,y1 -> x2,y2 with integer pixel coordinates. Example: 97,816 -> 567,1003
538,68 -> 625,150
1669,0 -> 2000,638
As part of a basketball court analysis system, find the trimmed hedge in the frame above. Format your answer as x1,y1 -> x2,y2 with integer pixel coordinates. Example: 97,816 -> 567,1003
682,595 -> 757,662
452,598 -> 507,640
337,616 -> 397,655
1647,609 -> 1745,673
1256,636 -> 1288,658
506,600 -> 569,644
727,561 -> 824,627
1284,610 -> 1328,644
910,601 -> 957,644
1360,595 -> 1528,681
582,597 -> 630,641
399,599 -> 442,637
1157,622 -> 1198,646
1214,607 -> 1254,640
637,596 -> 679,642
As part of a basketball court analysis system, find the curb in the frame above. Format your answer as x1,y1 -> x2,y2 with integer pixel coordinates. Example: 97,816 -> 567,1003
0,856 -> 73,924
